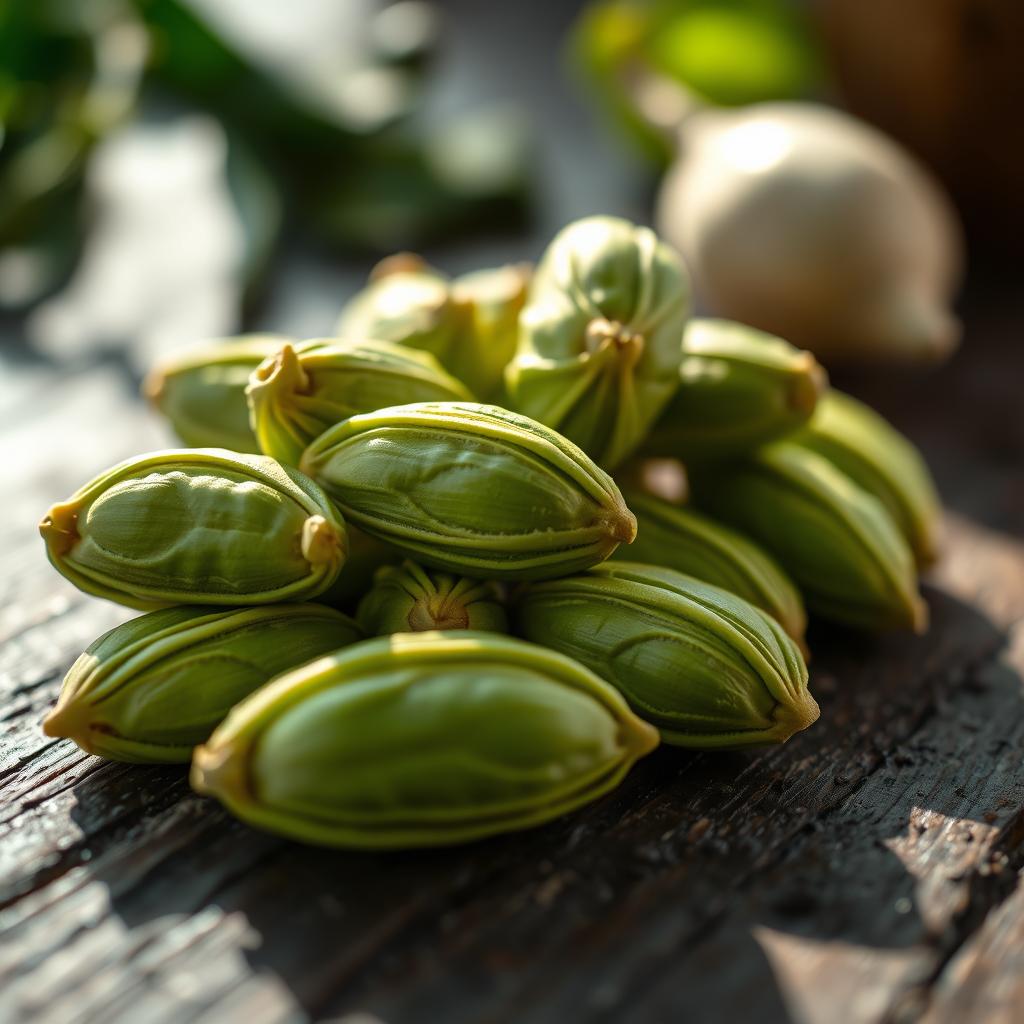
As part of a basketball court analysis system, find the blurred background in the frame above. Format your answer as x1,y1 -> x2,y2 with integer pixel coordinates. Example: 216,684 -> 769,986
1,0 -> 1022,523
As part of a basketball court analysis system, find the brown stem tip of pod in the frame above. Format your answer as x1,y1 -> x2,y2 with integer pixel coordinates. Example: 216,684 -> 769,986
191,740 -> 251,803
609,506 -> 639,544
585,319 -> 646,366
301,515 -> 346,567
251,343 -> 311,396
772,690 -> 821,743
39,502 -> 81,557
369,252 -> 432,283
411,596 -> 470,631
141,368 -> 166,408
622,715 -> 661,758
789,353 -> 829,414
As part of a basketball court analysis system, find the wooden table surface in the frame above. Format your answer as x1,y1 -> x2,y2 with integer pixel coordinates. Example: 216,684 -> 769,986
2,2 -> 1024,1018
1,273 -> 1022,1024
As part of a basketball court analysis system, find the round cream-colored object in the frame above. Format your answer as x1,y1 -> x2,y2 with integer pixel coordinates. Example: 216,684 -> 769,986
657,103 -> 963,365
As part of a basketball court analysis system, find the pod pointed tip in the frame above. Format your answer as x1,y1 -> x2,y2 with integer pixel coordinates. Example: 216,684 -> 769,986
41,706 -> 66,739
40,502 -> 80,557
248,341 -> 307,402
191,740 -> 249,802
789,354 -> 829,416
41,701 -> 101,755
774,689 -> 821,743
141,368 -> 166,407
301,515 -> 347,571
625,715 -> 661,759
369,251 -> 430,283
613,506 -> 639,544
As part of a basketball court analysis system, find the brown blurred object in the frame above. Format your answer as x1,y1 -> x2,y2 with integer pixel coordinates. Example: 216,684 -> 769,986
817,0 -> 1024,254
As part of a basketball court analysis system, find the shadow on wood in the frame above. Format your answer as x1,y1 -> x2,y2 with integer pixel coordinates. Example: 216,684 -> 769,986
43,582 -> 1019,1023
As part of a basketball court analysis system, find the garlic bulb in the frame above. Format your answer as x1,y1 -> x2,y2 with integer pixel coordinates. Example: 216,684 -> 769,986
657,102 -> 963,365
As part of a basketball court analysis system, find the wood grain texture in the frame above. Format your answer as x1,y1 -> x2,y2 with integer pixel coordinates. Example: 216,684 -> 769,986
1,273 -> 1022,1024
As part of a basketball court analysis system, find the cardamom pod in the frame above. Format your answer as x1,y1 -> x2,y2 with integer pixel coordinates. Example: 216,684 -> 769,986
505,215 -> 691,469
617,490 -> 807,650
789,389 -> 941,566
642,318 -> 827,459
40,449 -> 347,609
689,442 -> 927,632
247,339 -> 473,466
337,256 -> 455,362
515,562 -> 819,748
143,335 -> 296,452
447,263 -> 531,399
357,561 -> 507,636
300,401 -> 636,580
335,255 -> 530,399
43,604 -> 361,763
191,631 -> 660,848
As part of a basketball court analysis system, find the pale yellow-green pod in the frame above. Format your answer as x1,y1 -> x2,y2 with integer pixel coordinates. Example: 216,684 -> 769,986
448,263 -> 531,399
505,215 -> 691,469
191,632 -> 660,849
618,490 -> 807,651
247,339 -> 473,466
789,389 -> 941,567
335,255 -> 530,400
357,561 -> 508,636
516,562 -> 818,749
689,441 -> 927,632
642,318 -> 827,459
300,402 -> 636,581
40,449 -> 347,610
43,604 -> 361,763
336,256 -> 457,365
143,335 -> 297,452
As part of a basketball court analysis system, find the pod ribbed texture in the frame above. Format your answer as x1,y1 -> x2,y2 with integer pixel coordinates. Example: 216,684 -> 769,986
300,402 -> 636,581
40,448 -> 347,609
192,632 -> 659,848
516,561 -> 818,748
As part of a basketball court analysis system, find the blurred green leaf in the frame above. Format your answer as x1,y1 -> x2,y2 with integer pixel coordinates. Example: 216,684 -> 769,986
310,108 -> 530,252
570,1 -> 674,164
647,1 -> 819,107
0,0 -> 145,306
571,0 -> 823,164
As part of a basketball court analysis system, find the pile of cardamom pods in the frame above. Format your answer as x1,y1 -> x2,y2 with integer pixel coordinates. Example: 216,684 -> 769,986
39,215 -> 939,850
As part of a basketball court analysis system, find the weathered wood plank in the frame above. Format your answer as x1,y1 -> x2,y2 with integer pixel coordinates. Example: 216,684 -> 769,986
306,526 -> 1023,1024
922,835 -> 1024,1024
1,272 -> 1023,1024
1,516 -> 1016,1024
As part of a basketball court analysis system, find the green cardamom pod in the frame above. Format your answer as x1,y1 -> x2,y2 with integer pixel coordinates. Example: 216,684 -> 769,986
300,401 -> 636,580
515,562 -> 819,749
335,255 -> 530,399
505,215 -> 691,469
40,449 -> 347,610
689,442 -> 927,632
337,255 -> 455,362
246,339 -> 474,466
43,604 -> 361,763
789,390 -> 941,567
191,631 -> 660,849
447,263 -> 531,400
617,490 -> 807,651
642,318 -> 827,459
357,561 -> 508,636
143,335 -> 297,452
